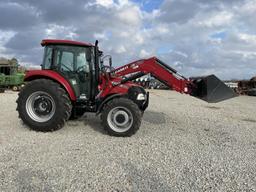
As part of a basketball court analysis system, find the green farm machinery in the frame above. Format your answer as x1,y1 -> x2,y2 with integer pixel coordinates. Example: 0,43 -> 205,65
0,58 -> 25,93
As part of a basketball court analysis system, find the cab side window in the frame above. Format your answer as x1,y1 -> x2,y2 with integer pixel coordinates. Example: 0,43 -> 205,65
57,51 -> 74,72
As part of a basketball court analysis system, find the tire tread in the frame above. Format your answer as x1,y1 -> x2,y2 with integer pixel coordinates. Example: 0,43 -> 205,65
16,79 -> 72,132
101,97 -> 142,137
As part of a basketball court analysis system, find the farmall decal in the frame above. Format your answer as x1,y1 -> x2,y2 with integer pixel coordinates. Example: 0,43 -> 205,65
115,60 -> 144,74
115,66 -> 129,73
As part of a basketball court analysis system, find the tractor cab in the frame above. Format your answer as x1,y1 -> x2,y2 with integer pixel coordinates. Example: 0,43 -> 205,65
41,39 -> 99,101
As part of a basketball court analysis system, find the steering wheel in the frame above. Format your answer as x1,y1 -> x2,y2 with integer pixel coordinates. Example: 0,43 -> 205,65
76,65 -> 89,82
76,65 -> 87,73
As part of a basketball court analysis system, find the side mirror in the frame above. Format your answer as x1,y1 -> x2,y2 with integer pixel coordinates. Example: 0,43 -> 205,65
100,55 -> 113,70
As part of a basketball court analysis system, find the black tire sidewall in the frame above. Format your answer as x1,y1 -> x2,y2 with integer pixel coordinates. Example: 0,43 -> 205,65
102,98 -> 141,137
18,80 -> 71,131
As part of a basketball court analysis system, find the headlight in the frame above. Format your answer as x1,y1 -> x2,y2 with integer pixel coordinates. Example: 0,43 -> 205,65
137,93 -> 146,100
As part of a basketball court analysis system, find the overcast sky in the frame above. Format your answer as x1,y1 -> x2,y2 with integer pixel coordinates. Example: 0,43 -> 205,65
0,0 -> 255,79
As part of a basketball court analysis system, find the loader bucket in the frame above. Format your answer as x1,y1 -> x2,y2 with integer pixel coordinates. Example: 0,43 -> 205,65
190,75 -> 237,103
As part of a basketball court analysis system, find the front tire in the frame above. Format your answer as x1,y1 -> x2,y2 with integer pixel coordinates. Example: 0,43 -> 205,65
16,79 -> 72,132
101,98 -> 142,137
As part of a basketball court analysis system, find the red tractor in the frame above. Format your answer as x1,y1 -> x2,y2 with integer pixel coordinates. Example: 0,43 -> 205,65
16,39 -> 236,136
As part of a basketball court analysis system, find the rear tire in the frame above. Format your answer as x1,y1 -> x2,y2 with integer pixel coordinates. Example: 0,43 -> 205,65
16,79 -> 72,132
101,98 -> 142,137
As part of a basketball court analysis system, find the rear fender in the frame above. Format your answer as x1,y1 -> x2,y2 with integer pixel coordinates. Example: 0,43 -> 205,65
25,70 -> 76,101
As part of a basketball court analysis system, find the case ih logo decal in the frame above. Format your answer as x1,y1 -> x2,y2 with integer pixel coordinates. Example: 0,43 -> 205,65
115,60 -> 143,74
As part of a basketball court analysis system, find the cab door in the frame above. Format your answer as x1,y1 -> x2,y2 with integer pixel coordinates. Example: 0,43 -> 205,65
75,51 -> 91,99
54,46 -> 91,100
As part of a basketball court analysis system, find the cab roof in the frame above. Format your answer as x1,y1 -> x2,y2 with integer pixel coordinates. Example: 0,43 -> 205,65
41,39 -> 93,47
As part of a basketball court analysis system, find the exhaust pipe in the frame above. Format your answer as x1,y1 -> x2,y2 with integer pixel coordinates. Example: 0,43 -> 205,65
189,75 -> 238,103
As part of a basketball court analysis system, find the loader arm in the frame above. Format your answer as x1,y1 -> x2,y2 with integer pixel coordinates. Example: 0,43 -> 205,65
112,57 -> 237,103
113,57 -> 190,93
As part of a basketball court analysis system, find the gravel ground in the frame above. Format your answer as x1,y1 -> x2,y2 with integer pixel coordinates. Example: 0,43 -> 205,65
0,90 -> 255,192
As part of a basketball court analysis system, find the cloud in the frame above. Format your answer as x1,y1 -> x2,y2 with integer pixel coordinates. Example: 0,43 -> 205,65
0,0 -> 255,79
198,11 -> 233,27
95,0 -> 114,7
159,0 -> 200,24
139,49 -> 151,58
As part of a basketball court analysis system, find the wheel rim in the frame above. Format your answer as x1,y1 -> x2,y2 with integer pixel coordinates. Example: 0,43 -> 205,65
26,91 -> 56,123
107,106 -> 133,133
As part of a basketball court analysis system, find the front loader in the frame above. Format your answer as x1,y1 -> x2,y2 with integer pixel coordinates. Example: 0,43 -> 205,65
16,39 -> 237,137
